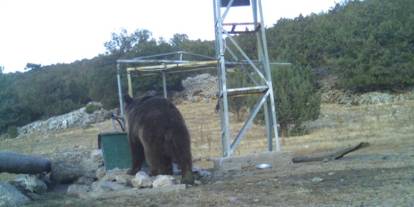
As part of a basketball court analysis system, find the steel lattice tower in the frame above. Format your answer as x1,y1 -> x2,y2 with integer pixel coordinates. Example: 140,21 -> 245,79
213,0 -> 280,157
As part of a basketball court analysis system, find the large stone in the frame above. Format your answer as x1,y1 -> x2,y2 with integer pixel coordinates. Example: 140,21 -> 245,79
13,175 -> 47,194
131,171 -> 153,188
0,182 -> 30,207
51,150 -> 99,184
152,175 -> 175,188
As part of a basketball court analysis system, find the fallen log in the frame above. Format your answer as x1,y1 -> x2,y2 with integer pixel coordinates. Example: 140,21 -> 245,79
292,142 -> 370,163
0,151 -> 51,174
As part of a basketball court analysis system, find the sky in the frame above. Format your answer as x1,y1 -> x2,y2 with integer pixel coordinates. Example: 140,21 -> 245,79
0,0 -> 337,73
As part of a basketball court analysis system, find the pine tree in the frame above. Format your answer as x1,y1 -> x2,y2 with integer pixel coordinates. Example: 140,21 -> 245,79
271,65 -> 321,138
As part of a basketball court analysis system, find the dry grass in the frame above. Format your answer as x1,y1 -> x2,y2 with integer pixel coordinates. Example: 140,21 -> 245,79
1,100 -> 413,170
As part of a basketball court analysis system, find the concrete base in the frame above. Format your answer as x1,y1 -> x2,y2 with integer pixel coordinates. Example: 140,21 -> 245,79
212,151 -> 293,172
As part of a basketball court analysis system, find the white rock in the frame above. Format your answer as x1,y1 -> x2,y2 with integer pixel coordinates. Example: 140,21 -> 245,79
96,167 -> 106,179
14,175 -> 47,194
311,177 -> 323,183
17,102 -> 110,136
152,175 -> 175,188
90,149 -> 103,164
0,182 -> 30,207
181,73 -> 218,101
131,171 -> 153,188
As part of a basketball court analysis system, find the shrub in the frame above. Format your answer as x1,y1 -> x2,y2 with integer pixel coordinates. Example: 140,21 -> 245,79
85,103 -> 101,114
7,126 -> 18,138
272,65 -> 321,137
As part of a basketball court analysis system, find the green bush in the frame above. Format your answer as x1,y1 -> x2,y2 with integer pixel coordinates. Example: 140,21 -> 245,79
268,65 -> 321,137
85,103 -> 101,114
250,65 -> 320,137
227,64 -> 321,137
7,126 -> 18,138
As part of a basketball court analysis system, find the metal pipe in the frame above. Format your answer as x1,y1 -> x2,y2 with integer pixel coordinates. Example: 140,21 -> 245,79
162,70 -> 167,98
127,71 -> 133,97
225,85 -> 267,97
116,64 -> 125,118
214,0 -> 231,157
258,0 -> 280,151
252,0 -> 272,151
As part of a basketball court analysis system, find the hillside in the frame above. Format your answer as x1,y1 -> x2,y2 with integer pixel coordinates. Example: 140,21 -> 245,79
1,96 -> 413,206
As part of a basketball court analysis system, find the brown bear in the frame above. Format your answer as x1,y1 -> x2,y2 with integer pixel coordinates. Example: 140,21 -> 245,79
123,95 -> 194,185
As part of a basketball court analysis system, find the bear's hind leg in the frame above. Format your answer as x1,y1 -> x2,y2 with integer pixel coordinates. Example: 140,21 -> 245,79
159,156 -> 173,175
127,139 -> 145,175
143,144 -> 164,176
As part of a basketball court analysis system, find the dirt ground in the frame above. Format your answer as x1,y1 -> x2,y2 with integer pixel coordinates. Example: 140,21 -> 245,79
1,100 -> 414,207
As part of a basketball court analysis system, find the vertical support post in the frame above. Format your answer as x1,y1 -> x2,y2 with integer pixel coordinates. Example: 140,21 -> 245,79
116,63 -> 125,118
179,52 -> 183,61
252,0 -> 272,151
214,0 -> 231,157
161,71 -> 167,98
127,71 -> 133,97
257,0 -> 280,151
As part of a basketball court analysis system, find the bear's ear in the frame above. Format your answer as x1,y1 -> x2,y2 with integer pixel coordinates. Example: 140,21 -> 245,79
124,94 -> 133,105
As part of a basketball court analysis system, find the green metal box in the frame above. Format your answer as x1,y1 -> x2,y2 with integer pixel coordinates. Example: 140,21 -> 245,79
98,132 -> 131,170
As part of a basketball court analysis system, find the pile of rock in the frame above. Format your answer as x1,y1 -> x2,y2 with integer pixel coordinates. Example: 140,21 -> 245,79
67,168 -> 181,197
65,149 -> 195,197
0,149 -> 98,207
180,73 -> 218,102
0,174 -> 49,207
17,102 -> 112,137
321,89 -> 414,105
1,148 -> 209,205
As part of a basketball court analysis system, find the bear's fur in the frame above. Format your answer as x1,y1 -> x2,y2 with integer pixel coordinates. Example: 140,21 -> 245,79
123,95 -> 194,184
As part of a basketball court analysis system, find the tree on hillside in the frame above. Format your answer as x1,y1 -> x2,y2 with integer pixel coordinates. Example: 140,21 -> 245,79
104,29 -> 152,56
170,34 -> 190,51
331,0 -> 414,91
265,0 -> 414,91
250,65 -> 320,139
24,63 -> 41,71
271,65 -> 320,138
